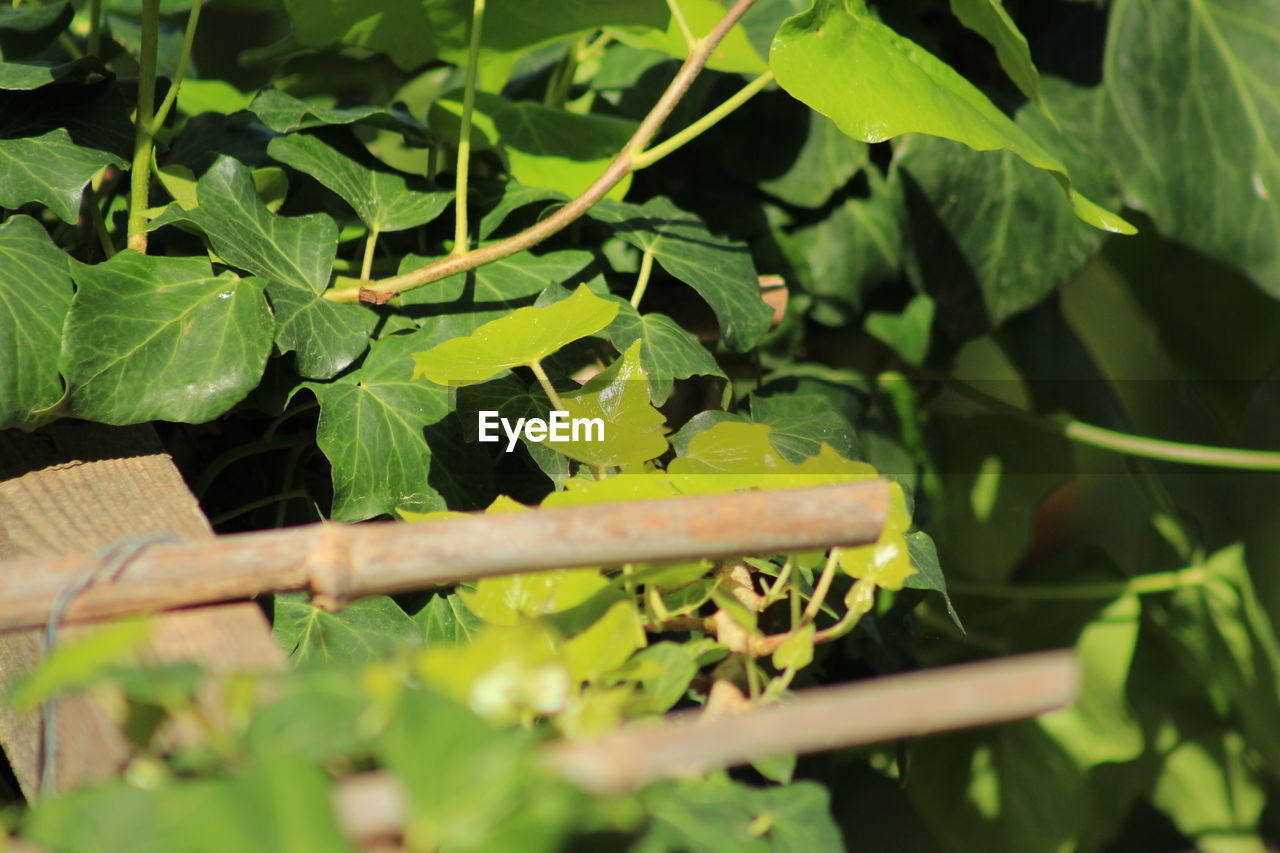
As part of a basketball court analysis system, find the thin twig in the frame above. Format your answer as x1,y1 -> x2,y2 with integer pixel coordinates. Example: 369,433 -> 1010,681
326,0 -> 761,305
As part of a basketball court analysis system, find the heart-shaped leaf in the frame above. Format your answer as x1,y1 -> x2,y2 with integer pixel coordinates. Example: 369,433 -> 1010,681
412,284 -> 618,386
61,252 -> 272,424
769,0 -> 1133,234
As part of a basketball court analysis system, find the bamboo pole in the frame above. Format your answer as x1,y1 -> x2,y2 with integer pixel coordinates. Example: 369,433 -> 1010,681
0,481 -> 888,633
333,650 -> 1079,840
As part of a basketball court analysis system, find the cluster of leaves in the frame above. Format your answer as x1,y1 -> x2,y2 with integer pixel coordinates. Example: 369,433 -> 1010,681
2,0 -> 1280,850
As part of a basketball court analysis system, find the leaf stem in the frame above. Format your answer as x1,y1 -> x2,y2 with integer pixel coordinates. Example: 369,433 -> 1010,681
126,0 -> 161,253
150,0 -> 205,134
940,375 -> 1280,471
87,0 -> 103,56
211,489 -> 309,527
948,566 -> 1209,600
802,548 -> 841,624
629,246 -> 655,309
453,0 -> 486,256
528,360 -> 565,411
325,0 -> 761,304
360,226 -> 380,281
666,0 -> 697,50
631,69 -> 774,170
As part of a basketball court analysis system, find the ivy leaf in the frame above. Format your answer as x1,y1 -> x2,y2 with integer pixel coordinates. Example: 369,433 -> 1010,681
173,156 -> 375,379
639,779 -> 844,852
412,285 -> 618,386
0,2 -> 73,59
608,0 -> 767,74
248,87 -> 432,143
894,82 -> 1117,334
475,181 -> 567,239
0,71 -> 131,222
948,0 -> 1045,112
1074,0 -> 1280,289
399,250 -> 596,308
267,132 -> 450,232
551,340 -> 669,468
605,299 -> 725,406
60,252 -> 272,425
282,0 -> 667,72
769,0 -> 1134,234
864,294 -> 935,365
593,197 -> 773,351
304,328 -> 452,521
430,92 -> 638,199
749,393 -> 857,463
273,593 -> 421,665
411,591 -> 482,646
0,215 -> 73,430
902,531 -> 961,631
759,111 -> 867,208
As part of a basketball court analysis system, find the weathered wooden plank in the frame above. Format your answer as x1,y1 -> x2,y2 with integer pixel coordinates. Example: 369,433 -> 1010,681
0,426 -> 282,799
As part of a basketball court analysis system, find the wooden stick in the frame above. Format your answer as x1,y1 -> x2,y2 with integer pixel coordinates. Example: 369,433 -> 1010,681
0,481 -> 888,633
333,650 -> 1079,840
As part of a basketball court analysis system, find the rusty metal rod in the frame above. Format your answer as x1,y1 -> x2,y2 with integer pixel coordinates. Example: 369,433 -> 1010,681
0,481 -> 888,633
333,650 -> 1079,840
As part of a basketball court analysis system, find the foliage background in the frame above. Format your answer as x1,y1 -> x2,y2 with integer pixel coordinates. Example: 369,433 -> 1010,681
1,0 -> 1279,850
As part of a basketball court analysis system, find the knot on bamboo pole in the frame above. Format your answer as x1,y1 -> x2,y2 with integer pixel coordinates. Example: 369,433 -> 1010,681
305,521 -> 353,611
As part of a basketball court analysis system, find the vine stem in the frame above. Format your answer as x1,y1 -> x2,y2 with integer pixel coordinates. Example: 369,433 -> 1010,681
629,247 -> 655,308
666,0 -> 697,50
327,0 -> 761,305
150,0 -> 205,134
631,69 -> 774,170
87,0 -> 103,56
948,566 -> 1209,600
360,227 -> 381,280
528,360 -> 565,410
802,548 -> 841,624
453,0 -> 486,256
126,0 -> 161,253
939,374 -> 1280,471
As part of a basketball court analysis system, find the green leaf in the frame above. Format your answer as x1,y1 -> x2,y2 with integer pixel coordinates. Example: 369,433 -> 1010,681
1152,730 -> 1267,851
759,111 -> 867,208
430,92 -> 637,199
612,641 -> 699,714
551,340 -> 670,467
248,87 -> 432,142
283,0 -> 667,72
175,78 -> 253,117
0,2 -> 72,60
0,214 -> 73,430
412,284 -> 618,385
748,393 -> 857,463
894,82 -> 1118,332
171,156 -> 375,379
304,328 -> 452,521
902,531 -> 961,631
605,299 -> 725,406
61,252 -> 272,424
948,0 -> 1045,111
0,71 -> 131,222
774,166 -> 900,326
609,0 -> 767,74
1073,0 -> 1280,289
273,593 -> 421,665
639,778 -> 844,852
769,0 -> 1133,234
864,294 -> 934,365
593,197 -> 773,351
475,180 -> 567,239
411,590 -> 482,646
8,618 -> 153,711
267,132 -> 451,232
908,722 -> 1088,853
399,249 -> 596,308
